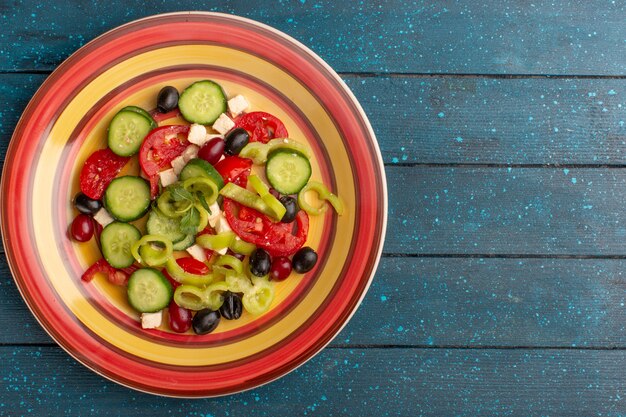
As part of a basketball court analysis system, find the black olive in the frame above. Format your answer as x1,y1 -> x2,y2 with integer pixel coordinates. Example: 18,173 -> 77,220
157,86 -> 179,113
223,128 -> 250,156
292,247 -> 317,273
279,196 -> 299,223
249,248 -> 271,277
73,192 -> 102,215
219,292 -> 243,320
192,309 -> 221,335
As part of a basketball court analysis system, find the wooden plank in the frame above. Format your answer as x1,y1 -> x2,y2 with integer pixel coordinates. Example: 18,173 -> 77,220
2,74 -> 626,165
3,346 -> 626,416
2,1 -> 625,74
345,77 -> 626,165
386,166 -> 626,255
5,256 -> 626,348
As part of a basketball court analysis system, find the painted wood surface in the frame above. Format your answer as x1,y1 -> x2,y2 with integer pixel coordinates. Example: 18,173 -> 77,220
3,347 -> 626,417
2,1 -> 625,75
4,257 -> 626,348
2,1 -> 626,415
1,74 -> 625,167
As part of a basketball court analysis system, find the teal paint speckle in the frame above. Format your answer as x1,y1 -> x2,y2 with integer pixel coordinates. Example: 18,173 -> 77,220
391,157 -> 399,163
438,112 -> 445,118
563,169 -> 570,175
456,136 -> 463,142
608,89 -> 617,95
397,326 -> 404,332
571,178 -> 577,184
380,295 -> 388,302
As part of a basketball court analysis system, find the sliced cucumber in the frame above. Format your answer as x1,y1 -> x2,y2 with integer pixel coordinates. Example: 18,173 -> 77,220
108,110 -> 154,156
127,268 -> 173,313
179,158 -> 225,190
100,222 -> 141,268
146,209 -> 186,243
178,80 -> 227,125
120,106 -> 157,129
265,150 -> 312,195
104,176 -> 151,222
172,234 -> 195,251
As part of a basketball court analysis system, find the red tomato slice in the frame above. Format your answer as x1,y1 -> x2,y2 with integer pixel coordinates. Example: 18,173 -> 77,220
223,198 -> 308,257
79,149 -> 130,200
234,111 -> 288,144
214,156 -> 253,187
81,258 -> 130,286
139,125 -> 190,197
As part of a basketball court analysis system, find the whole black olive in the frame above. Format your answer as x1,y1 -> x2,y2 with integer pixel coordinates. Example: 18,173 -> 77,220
279,196 -> 299,223
249,248 -> 271,277
292,247 -> 318,273
192,309 -> 221,335
157,86 -> 179,113
219,291 -> 243,320
224,128 -> 250,156
73,192 -> 102,215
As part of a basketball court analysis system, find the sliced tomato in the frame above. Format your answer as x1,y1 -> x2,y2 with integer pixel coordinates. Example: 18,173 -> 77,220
81,258 -> 130,286
139,125 -> 190,197
234,111 -> 288,144
223,198 -> 308,257
79,148 -> 130,200
163,257 -> 210,288
214,156 -> 253,187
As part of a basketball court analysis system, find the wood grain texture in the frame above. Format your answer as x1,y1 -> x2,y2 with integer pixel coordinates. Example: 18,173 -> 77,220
3,346 -> 626,416
2,74 -> 625,166
386,166 -> 626,255
2,1 -> 625,74
4,257 -> 626,347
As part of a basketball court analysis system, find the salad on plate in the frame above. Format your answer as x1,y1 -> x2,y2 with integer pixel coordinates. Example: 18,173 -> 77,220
70,79 -> 343,335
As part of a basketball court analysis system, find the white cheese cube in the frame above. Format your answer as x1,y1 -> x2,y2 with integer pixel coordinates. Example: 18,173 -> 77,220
212,113 -> 235,135
215,215 -> 232,234
141,311 -> 163,329
186,244 -> 208,262
93,208 -> 114,227
207,202 -> 222,228
171,155 -> 187,175
159,168 -> 178,187
227,95 -> 249,117
187,123 -> 208,146
182,144 -> 200,162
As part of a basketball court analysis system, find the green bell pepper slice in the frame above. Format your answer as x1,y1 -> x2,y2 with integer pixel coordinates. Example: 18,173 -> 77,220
297,181 -> 344,216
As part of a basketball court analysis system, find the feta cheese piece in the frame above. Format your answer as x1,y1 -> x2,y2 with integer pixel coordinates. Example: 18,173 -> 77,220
212,113 -> 235,135
187,123 -> 208,146
227,94 -> 249,117
182,144 -> 200,162
93,208 -> 114,227
186,244 -> 208,262
159,168 -> 178,187
141,311 -> 163,329
171,155 -> 187,175
215,214 -> 232,234
207,202 -> 222,228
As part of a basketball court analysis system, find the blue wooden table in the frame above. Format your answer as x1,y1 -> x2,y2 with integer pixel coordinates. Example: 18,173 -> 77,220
2,1 -> 626,415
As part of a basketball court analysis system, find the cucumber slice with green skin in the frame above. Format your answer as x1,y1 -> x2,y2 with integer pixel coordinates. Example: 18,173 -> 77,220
120,106 -> 157,129
265,150 -> 312,195
127,268 -> 173,313
179,158 -> 225,190
146,209 -> 186,244
104,176 -> 151,222
100,222 -> 141,268
108,110 -> 154,156
178,80 -> 227,125
172,234 -> 196,251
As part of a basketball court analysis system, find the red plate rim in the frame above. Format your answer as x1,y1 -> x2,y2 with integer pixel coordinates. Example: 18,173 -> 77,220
0,12 -> 388,397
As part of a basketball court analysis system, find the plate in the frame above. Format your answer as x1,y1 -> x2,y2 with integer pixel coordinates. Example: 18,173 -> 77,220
1,12 -> 387,397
